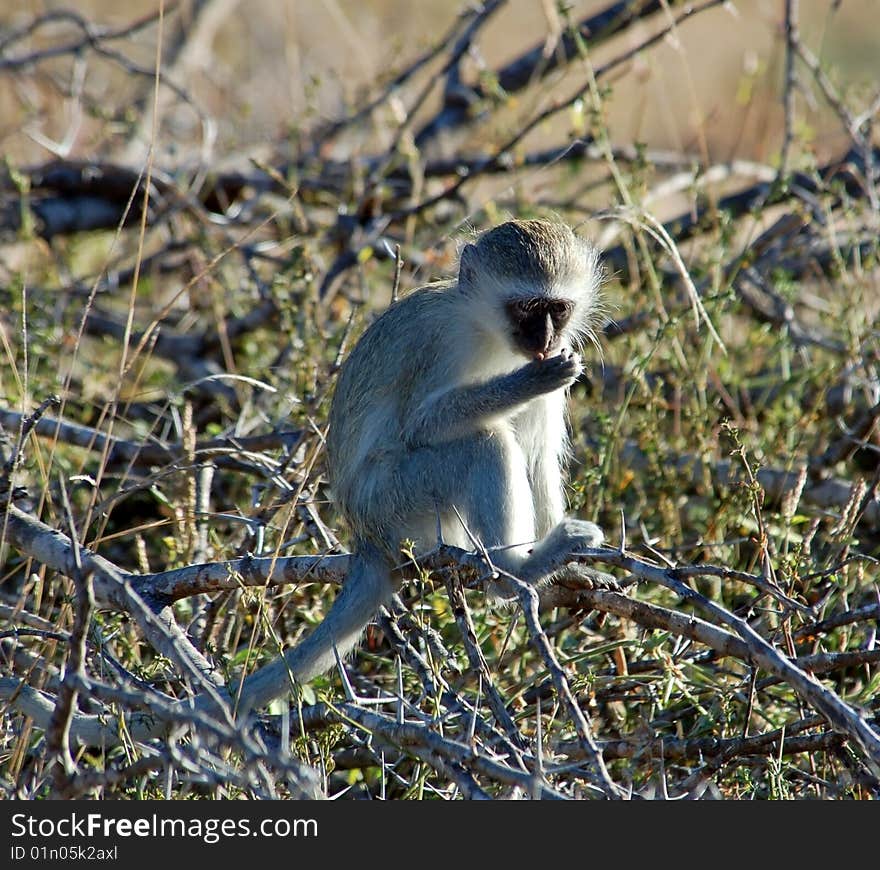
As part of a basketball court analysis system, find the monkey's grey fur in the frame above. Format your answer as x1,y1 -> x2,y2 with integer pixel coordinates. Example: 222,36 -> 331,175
237,219 -> 605,713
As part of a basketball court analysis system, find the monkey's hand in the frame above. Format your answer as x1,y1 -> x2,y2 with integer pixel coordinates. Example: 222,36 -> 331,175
516,350 -> 583,396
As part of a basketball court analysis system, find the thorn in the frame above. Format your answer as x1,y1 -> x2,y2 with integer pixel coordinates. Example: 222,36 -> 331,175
333,642 -> 357,702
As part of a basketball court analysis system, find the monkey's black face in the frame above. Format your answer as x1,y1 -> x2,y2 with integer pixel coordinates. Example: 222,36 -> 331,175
506,297 -> 574,359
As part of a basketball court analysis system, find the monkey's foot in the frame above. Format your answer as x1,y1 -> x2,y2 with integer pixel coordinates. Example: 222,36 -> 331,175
579,568 -> 621,591
554,563 -> 621,592
552,517 -> 605,552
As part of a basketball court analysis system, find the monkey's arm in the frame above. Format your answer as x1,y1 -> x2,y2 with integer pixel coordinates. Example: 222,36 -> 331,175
403,352 -> 582,447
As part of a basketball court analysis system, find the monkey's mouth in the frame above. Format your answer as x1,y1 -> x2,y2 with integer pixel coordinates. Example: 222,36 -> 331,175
516,337 -> 562,361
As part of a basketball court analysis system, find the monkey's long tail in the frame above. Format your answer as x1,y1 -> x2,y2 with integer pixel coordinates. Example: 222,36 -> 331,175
233,542 -> 396,715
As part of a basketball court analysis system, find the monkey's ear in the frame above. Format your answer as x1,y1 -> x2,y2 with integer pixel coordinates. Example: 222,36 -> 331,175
459,243 -> 478,286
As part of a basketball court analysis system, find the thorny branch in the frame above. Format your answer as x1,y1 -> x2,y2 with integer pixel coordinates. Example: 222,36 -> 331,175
2,498 -> 879,793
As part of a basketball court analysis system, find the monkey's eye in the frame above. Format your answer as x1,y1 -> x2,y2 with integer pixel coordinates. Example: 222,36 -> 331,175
548,300 -> 573,325
507,298 -> 573,328
507,299 -> 535,319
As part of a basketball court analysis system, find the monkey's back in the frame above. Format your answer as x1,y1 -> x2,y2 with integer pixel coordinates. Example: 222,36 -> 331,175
326,283 -> 461,542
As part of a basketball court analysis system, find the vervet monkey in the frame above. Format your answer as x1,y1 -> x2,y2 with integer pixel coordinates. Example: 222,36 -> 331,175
239,219 -> 605,712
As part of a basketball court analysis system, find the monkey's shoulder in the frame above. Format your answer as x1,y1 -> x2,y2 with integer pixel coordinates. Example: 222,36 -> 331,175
347,283 -> 457,359
332,283 -> 460,407
375,281 -> 458,326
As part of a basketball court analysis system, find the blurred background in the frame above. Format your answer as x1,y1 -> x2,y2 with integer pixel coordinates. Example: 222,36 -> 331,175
2,1 -> 878,169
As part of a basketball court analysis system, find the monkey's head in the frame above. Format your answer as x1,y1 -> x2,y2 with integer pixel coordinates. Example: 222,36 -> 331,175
459,219 -> 603,361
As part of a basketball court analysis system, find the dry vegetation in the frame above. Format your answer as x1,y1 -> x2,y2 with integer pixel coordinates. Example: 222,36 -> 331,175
0,0 -> 879,800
